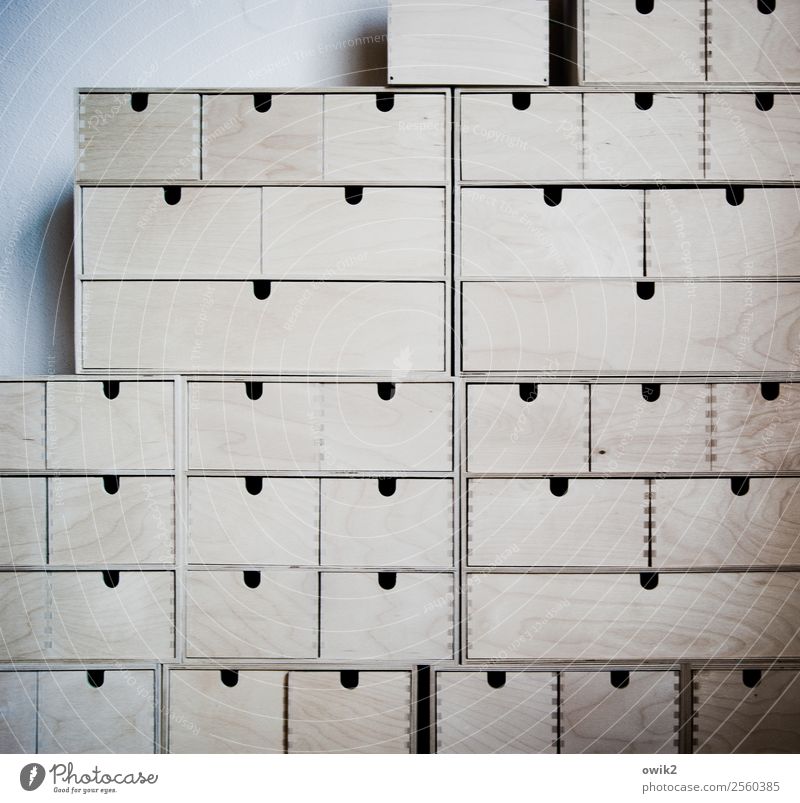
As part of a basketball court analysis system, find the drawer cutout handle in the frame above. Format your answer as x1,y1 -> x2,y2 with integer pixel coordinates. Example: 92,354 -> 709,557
726,187 -> 745,206
642,383 -> 660,402
130,92 -> 148,112
102,570 -> 120,589
731,477 -> 750,496
376,93 -> 394,112
512,93 -> 531,111
742,669 -> 762,687
543,188 -> 562,207
378,478 -> 397,497
340,670 -> 359,689
636,281 -> 655,300
758,0 -> 776,14
636,0 -> 655,13
487,671 -> 506,689
610,670 -> 630,689
345,186 -> 363,205
519,383 -> 538,402
253,93 -> 272,113
243,571 -> 261,589
761,382 -> 780,401
253,280 -> 271,300
550,478 -> 569,497
639,572 -> 658,590
755,93 -> 774,112
377,382 -> 396,401
244,381 -> 263,401
635,92 -> 653,111
220,669 -> 239,687
378,572 -> 397,590
102,380 -> 120,400
103,476 -> 120,495
163,186 -> 182,205
245,477 -> 263,495
87,670 -> 105,688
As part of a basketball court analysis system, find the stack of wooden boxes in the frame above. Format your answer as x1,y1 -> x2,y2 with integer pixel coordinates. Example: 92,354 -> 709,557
1,0 -> 799,754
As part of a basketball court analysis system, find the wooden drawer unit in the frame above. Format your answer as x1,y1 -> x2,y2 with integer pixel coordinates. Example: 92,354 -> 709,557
435,670 -> 557,753
591,383 -> 712,473
188,477 -> 318,565
460,188 -> 644,278
561,670 -> 679,754
460,93 -> 583,181
707,93 -> 800,181
320,571 -> 454,660
188,381 -> 453,472
693,668 -> 800,753
78,92 -> 200,181
647,188 -> 800,278
287,670 -> 412,753
262,186 -> 446,278
654,478 -> 800,568
320,478 -> 453,568
388,0 -> 549,86
467,478 -> 647,568
168,669 -> 285,753
81,187 -> 261,277
466,571 -> 800,661
0,382 -> 45,471
46,380 -> 175,470
202,93 -> 323,181
185,569 -> 318,659
0,671 -> 37,753
0,477 -> 46,565
82,280 -> 445,374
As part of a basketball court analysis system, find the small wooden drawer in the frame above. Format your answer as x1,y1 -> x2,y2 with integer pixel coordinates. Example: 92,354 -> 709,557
0,382 -> 45,470
82,280 -> 445,373
654,477 -> 800,568
693,669 -> 800,753
388,0 -> 549,86
708,1 -> 800,83
467,478 -> 647,567
49,476 -> 174,565
37,670 -> 155,753
288,670 -> 412,753
169,669 -> 285,753
466,383 -> 590,473
46,380 -> 174,470
460,188 -> 644,278
0,671 -> 37,753
435,670 -> 557,754
78,93 -> 200,181
188,381 -> 453,472
583,93 -> 704,181
582,1 -> 704,84
707,93 -> 800,181
324,93 -> 446,182
81,187 -> 261,277
591,384 -> 712,473
460,93 -> 582,181
0,477 -> 46,565
713,382 -> 800,472
561,670 -> 679,754
647,188 -> 800,278
466,571 -> 800,660
320,571 -> 454,660
263,186 -> 446,278
186,569 -> 318,659
202,93 -> 323,181
320,478 -> 453,568
188,477 -> 318,565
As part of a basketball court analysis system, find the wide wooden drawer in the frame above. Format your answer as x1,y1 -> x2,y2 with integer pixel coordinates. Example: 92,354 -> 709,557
78,93 -> 200,181
320,571 -> 454,660
0,671 -> 37,753
0,477 -> 46,565
81,187 -> 261,277
0,382 -> 45,471
466,571 -> 800,660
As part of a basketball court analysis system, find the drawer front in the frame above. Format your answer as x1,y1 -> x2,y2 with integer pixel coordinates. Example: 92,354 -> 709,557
461,188 -> 644,278
82,280 -> 445,373
188,477 -> 318,565
0,383 -> 45,470
467,478 -> 647,567
46,381 -> 175,470
591,384 -> 712,473
37,670 -> 155,753
169,669 -> 285,753
693,669 -> 800,753
708,0 -> 800,83
654,478 -> 800,568
0,672 -> 37,753
466,572 -> 800,660
647,188 -> 800,278
49,476 -> 174,565
435,671 -> 556,754
320,572 -> 454,660
466,383 -> 590,473
583,93 -> 703,181
0,572 -> 48,659
561,670 -> 679,754
287,670 -> 411,754
0,477 -> 46,565
82,187 -> 261,277
186,570 -> 318,658
263,186 -> 446,278
320,478 -> 453,568
460,93 -> 582,181
78,93 -> 200,181
202,94 -> 323,181
324,93 -> 446,181
707,94 -> 800,181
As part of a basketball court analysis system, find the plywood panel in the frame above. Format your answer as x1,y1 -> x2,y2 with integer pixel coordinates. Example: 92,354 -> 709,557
0,382 -> 45,471
0,572 -> 49,660
0,478 -> 46,565
0,672 -> 37,753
